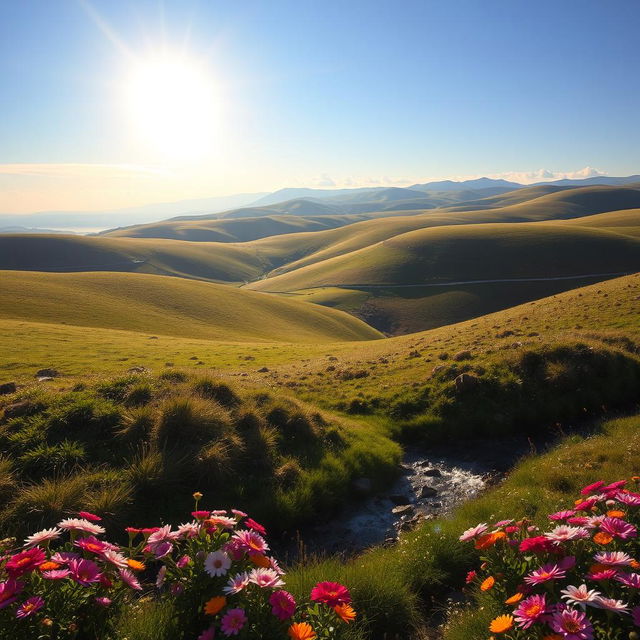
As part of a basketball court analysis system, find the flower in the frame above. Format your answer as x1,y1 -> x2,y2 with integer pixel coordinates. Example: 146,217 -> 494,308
599,517 -> 637,540
270,590 -> 296,620
489,614 -> 514,633
480,576 -> 495,591
592,531 -> 613,545
231,530 -> 269,556
42,569 -> 71,580
544,525 -> 590,543
465,570 -> 476,584
23,527 -> 61,548
177,555 -> 191,568
127,558 -> 146,571
68,558 -> 102,586
220,608 -> 247,636
147,525 -> 178,556
311,581 -> 351,607
156,566 -> 167,588
58,518 -> 105,536
549,607 -> 594,639
594,551 -> 634,566
561,584 -> 601,606
224,572 -> 250,595
120,568 -> 142,590
16,596 -> 44,619
78,511 -> 102,522
288,622 -> 316,640
177,522 -> 201,539
334,603 -> 357,623
38,561 -> 60,571
616,572 -> 640,588
5,547 -> 46,577
525,563 -> 566,585
519,536 -> 558,554
205,516 -> 237,531
514,594 -> 547,628
0,580 -> 24,610
192,511 -> 211,520
205,551 -> 232,577
102,549 -> 129,569
505,593 -> 524,604
95,597 -> 112,607
198,628 -> 215,640
590,596 -> 629,612
250,554 -> 271,568
232,509 -> 248,518
204,596 -> 227,616
587,568 -> 618,581
549,510 -> 576,521
249,567 -> 285,589
475,531 -> 505,550
581,481 -> 605,495
459,523 -> 488,542
74,536 -> 110,555
245,518 -> 266,535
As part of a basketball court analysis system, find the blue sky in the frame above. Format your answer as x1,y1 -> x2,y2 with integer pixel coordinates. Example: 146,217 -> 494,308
1,0 -> 639,212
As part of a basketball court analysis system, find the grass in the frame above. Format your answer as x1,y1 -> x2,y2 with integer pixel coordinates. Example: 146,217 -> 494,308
0,372 -> 401,537
0,270 -> 382,343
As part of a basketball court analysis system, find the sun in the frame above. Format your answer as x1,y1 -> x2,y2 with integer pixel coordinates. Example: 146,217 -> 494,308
124,53 -> 219,160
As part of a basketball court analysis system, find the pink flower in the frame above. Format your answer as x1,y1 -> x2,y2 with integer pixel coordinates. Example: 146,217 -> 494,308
603,480 -> 627,492
587,569 -> 618,581
232,530 -> 269,556
23,527 -> 61,548
567,516 -> 591,526
0,580 -> 24,609
594,551 -> 634,566
232,509 -> 248,518
150,541 -> 173,558
42,569 -> 71,580
269,557 -> 285,576
581,481 -> 605,495
465,570 -> 476,584
524,563 -> 566,585
74,536 -> 110,555
177,522 -> 200,539
50,551 -> 79,564
211,510 -> 227,516
15,596 -> 44,619
561,584 -> 601,606
78,511 -> 102,522
549,510 -> 576,521
147,525 -> 178,556
58,518 -> 105,535
220,608 -> 247,636
206,516 -> 237,530
102,550 -> 129,569
459,523 -> 488,542
5,547 -> 46,577
311,581 -> 351,607
95,597 -> 112,607
545,526 -> 590,543
68,558 -> 102,586
120,568 -> 142,590
223,572 -> 250,595
616,573 -> 640,588
600,517 -> 637,540
248,568 -> 284,589
270,590 -> 296,620
550,607 -> 594,639
574,498 -> 598,512
198,627 -> 216,640
514,594 -> 547,629
177,555 -> 191,568
591,596 -> 629,613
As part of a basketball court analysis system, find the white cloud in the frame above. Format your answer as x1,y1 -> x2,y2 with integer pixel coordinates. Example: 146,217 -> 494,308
484,166 -> 607,184
0,163 -> 167,178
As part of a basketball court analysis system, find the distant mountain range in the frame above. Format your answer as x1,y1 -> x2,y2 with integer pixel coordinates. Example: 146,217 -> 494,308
2,175 -> 639,233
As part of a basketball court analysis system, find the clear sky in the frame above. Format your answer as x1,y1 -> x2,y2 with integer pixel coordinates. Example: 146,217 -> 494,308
1,0 -> 639,213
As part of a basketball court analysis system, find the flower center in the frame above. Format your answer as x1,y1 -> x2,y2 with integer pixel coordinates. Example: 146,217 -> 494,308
563,619 -> 581,632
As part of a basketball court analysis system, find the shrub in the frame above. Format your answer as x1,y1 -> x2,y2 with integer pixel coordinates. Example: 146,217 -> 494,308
192,377 -> 240,408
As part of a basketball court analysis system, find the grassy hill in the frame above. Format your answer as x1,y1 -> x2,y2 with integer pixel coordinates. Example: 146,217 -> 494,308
0,271 -> 382,343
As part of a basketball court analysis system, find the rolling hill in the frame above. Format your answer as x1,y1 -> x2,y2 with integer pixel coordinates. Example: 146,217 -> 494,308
0,271 -> 382,343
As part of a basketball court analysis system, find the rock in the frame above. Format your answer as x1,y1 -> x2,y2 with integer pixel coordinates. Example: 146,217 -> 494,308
3,401 -> 31,418
37,377 -> 55,382
418,486 -> 438,498
352,477 -> 372,495
35,368 -> 58,378
423,468 -> 442,477
391,504 -> 414,517
328,356 -> 338,361
454,373 -> 480,392
257,367 -> 270,373
496,330 -> 514,338
389,494 -> 411,505
148,336 -> 158,339
0,382 -> 16,395
431,365 -> 445,376
453,350 -> 472,361
400,464 -> 416,475
127,366 -> 147,374
407,350 -> 421,359
164,362 -> 174,367
189,356 -> 199,360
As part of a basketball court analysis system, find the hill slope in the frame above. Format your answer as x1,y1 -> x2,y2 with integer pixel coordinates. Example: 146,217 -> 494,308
0,271 -> 382,343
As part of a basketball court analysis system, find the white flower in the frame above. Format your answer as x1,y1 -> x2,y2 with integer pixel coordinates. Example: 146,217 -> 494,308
561,584 -> 601,607
205,550 -> 231,577
544,525 -> 590,543
58,518 -> 105,536
23,527 -> 61,548
101,550 -> 129,569
594,551 -> 634,566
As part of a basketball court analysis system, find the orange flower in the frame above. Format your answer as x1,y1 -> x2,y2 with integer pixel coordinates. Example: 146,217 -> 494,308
334,603 -> 356,623
542,635 -> 563,640
204,596 -> 226,616
288,622 -> 316,640
593,531 -> 613,545
475,532 -> 504,550
127,558 -> 145,571
250,554 -> 271,568
489,614 -> 513,633
630,559 -> 640,569
505,592 -> 524,605
589,563 -> 609,573
606,510 -> 626,518
480,576 -> 495,591
39,561 -> 60,572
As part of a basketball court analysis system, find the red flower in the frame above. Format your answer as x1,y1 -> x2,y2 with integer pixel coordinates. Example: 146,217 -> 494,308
5,547 -> 46,577
78,511 -> 102,522
465,570 -> 477,584
310,581 -> 351,607
519,536 -> 557,554
245,518 -> 267,536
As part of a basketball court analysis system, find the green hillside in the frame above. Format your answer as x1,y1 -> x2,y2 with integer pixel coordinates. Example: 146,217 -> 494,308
0,271 -> 382,343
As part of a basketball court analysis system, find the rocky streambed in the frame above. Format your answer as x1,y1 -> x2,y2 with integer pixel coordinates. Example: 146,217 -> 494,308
293,447 -> 494,556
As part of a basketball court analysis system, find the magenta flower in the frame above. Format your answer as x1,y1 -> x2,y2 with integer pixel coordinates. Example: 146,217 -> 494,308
42,569 -> 71,580
74,536 -> 110,555
5,547 -> 46,577
550,607 -> 594,639
270,590 -> 296,620
78,511 -> 102,522
232,530 -> 269,556
177,554 -> 191,568
549,510 -> 576,521
0,580 -> 24,610
581,481 -> 605,495
524,563 -> 566,585
120,568 -> 142,590
68,558 -> 102,586
95,597 -> 112,607
191,511 -> 211,520
600,517 -> 637,540
220,608 -> 247,636
616,573 -> 640,588
519,536 -> 557,554
198,627 -> 216,640
603,480 -> 627,492
16,596 -> 44,619
514,593 -> 547,629
587,569 -> 618,581
311,581 -> 351,607
223,572 -> 250,595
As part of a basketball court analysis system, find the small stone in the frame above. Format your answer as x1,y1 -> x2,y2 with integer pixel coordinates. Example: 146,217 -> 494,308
0,382 -> 16,395
127,366 -> 147,374
257,367 -> 270,373
391,504 -> 414,517
37,376 -> 55,382
454,373 -> 479,392
418,486 -> 438,498
3,401 -> 31,418
423,468 -> 442,477
35,368 -> 58,378
453,350 -> 472,361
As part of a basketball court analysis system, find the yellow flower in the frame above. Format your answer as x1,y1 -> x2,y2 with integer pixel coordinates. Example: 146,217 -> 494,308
489,614 -> 513,633
204,596 -> 226,616
193,491 -> 203,500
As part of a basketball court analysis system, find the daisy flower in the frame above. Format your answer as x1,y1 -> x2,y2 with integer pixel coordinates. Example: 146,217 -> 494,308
58,518 -> 105,536
102,550 -> 129,569
119,568 -> 142,590
594,551 -> 634,566
459,523 -> 488,542
524,563 -> 566,585
232,530 -> 269,556
248,567 -> 285,589
223,571 -> 250,595
270,590 -> 296,620
310,581 -> 351,607
220,608 -> 247,636
591,596 -> 629,613
600,517 -> 637,540
545,525 -> 590,543
23,527 -> 61,548
616,573 -> 640,588
549,510 -> 576,521
549,607 -> 594,639
15,596 -> 44,619
513,594 -> 547,628
205,550 -> 231,577
561,584 -> 601,607
68,558 -> 102,586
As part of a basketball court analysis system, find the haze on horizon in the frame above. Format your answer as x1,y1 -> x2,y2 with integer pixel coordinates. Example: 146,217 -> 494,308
1,0 -> 639,215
